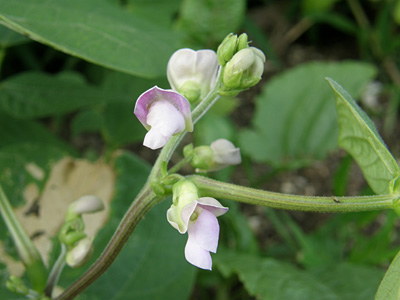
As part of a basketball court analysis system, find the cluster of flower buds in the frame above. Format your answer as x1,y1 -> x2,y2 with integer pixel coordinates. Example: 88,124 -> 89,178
167,180 -> 228,270
218,33 -> 266,96
60,195 -> 104,268
184,139 -> 242,172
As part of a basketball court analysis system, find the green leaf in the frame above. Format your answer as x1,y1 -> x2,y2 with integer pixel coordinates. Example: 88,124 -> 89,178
216,252 -> 340,300
376,249 -> 400,300
0,72 -> 109,118
0,0 -> 183,78
0,143 -> 68,207
309,263 -> 384,300
101,102 -> 146,147
194,113 -> 236,146
177,0 -> 245,46
125,0 -> 182,27
60,152 -> 196,300
0,24 -> 29,47
239,61 -> 377,168
0,112 -> 73,151
327,78 -> 400,195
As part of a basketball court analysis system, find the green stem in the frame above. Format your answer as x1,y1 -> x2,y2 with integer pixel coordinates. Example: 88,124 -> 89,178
54,184 -> 165,300
168,155 -> 193,175
45,244 -> 67,298
0,184 -> 47,292
189,176 -> 394,212
148,86 -> 220,182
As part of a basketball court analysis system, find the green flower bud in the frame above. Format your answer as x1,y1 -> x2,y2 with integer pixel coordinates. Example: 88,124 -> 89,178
217,33 -> 238,66
220,47 -> 265,94
191,146 -> 214,171
6,276 -> 29,295
179,81 -> 201,104
168,180 -> 200,233
237,33 -> 248,51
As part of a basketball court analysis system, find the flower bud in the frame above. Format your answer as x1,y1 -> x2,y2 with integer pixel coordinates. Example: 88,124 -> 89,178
167,49 -> 218,104
190,146 -> 214,171
66,195 -> 104,220
6,276 -> 29,295
217,33 -> 249,66
220,47 -> 265,96
167,180 -> 199,233
66,237 -> 93,268
188,139 -> 241,172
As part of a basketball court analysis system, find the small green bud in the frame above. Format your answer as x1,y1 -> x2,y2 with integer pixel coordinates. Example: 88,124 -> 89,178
151,181 -> 167,196
6,276 -> 29,295
183,143 -> 194,158
191,146 -> 214,171
217,33 -> 238,66
172,180 -> 199,207
237,33 -> 248,51
59,218 -> 86,247
180,81 -> 201,104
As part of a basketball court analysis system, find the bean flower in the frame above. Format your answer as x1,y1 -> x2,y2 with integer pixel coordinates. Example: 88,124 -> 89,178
167,48 -> 219,103
134,86 -> 193,150
167,180 -> 228,270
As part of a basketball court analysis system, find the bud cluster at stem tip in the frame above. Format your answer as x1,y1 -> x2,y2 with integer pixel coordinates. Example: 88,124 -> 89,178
217,33 -> 266,96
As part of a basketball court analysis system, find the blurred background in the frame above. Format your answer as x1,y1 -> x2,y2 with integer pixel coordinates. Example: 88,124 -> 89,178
0,0 -> 400,299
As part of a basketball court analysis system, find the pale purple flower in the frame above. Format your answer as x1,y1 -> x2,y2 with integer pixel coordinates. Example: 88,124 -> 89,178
167,197 -> 228,270
134,86 -> 193,150
167,49 -> 219,102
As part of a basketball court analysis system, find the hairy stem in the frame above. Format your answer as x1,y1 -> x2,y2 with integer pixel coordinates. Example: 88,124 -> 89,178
54,185 -> 165,300
190,176 -> 394,212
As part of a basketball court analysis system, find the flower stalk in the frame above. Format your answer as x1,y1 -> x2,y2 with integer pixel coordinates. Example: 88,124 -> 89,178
189,175 -> 394,212
0,184 -> 47,293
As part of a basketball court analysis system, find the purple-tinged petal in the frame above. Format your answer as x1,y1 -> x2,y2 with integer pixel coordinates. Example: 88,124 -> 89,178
197,197 -> 229,217
134,86 -> 193,132
185,225 -> 212,270
192,209 -> 219,253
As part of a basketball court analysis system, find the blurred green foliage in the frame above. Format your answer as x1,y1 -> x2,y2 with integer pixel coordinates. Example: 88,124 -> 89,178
0,0 -> 400,299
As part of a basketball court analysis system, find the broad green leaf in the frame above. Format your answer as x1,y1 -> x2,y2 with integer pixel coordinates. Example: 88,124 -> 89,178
310,263 -> 384,300
0,72 -> 110,118
0,0 -> 183,78
0,112 -> 73,151
125,0 -> 182,27
101,102 -> 146,147
177,0 -> 245,46
376,249 -> 400,300
216,252 -> 340,300
302,0 -> 340,14
60,152 -> 196,300
239,61 -> 377,168
0,143 -> 68,207
71,110 -> 103,136
327,78 -> 400,195
0,24 -> 29,47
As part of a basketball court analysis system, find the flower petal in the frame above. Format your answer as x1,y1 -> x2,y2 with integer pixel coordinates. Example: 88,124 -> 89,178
185,225 -> 212,270
192,209 -> 220,253
197,197 -> 229,217
211,139 -> 241,165
134,86 -> 193,132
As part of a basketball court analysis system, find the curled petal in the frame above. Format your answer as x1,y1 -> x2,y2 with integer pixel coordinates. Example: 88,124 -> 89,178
134,86 -> 193,132
197,197 -> 229,217
211,139 -> 241,165
185,225 -> 212,270
192,209 -> 220,253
